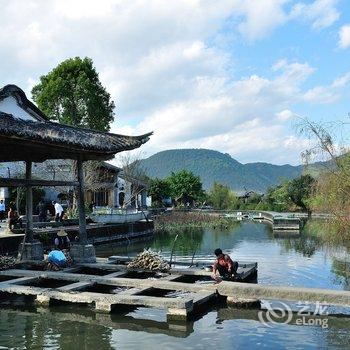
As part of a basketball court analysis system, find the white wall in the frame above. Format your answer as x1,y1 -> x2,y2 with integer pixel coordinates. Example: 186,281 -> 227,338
0,96 -> 37,121
0,187 -> 9,200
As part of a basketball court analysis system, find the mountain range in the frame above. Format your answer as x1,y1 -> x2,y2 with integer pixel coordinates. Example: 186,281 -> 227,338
139,149 -> 321,192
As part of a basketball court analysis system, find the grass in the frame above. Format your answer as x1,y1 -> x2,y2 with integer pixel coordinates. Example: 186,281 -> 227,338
154,211 -> 237,230
302,219 -> 350,249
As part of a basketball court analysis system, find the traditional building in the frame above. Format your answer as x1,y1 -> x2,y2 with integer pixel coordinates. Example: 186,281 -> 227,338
0,84 -> 152,261
0,160 -> 149,209
85,162 -> 148,208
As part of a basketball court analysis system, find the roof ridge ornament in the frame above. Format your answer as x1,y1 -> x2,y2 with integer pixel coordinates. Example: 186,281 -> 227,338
0,84 -> 48,122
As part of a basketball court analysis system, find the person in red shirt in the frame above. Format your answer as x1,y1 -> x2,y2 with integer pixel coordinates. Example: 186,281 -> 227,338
212,248 -> 238,282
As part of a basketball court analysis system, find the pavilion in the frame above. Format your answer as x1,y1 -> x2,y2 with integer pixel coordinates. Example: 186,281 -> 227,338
0,84 -> 152,262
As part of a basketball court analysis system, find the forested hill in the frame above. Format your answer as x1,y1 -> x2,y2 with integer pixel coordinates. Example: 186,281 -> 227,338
139,149 -> 303,192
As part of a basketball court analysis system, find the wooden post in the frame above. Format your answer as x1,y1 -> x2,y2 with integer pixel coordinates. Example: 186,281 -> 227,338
77,158 -> 87,244
25,161 -> 33,242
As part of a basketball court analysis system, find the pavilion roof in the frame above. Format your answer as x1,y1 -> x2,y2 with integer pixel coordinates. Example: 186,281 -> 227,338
0,84 -> 153,162
0,112 -> 152,162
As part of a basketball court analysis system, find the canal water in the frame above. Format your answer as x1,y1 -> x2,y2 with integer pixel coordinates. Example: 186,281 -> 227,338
1,221 -> 350,349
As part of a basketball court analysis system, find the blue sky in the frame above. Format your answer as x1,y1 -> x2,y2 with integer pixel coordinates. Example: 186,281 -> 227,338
0,0 -> 349,165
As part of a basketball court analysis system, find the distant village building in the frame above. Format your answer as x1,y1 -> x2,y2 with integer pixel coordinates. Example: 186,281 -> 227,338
235,190 -> 262,204
42,161 -> 149,208
0,160 -> 149,209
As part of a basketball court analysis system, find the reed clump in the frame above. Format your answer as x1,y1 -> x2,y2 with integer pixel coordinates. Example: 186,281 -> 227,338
154,211 -> 236,230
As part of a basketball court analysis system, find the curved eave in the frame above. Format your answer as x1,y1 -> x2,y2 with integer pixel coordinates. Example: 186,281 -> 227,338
0,112 -> 152,161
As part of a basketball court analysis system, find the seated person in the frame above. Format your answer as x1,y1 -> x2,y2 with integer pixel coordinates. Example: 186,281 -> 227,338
212,248 -> 238,282
54,230 -> 71,251
7,207 -> 23,231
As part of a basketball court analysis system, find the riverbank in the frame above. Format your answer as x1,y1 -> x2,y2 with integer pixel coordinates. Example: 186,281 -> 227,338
153,209 -> 302,231
0,220 -> 154,255
303,219 -> 350,247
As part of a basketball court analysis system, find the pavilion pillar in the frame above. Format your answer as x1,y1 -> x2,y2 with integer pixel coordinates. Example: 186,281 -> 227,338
77,159 -> 87,244
25,161 -> 33,242
18,161 -> 44,261
70,158 -> 96,263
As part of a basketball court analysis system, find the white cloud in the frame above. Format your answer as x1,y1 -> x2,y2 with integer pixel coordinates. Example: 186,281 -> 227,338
0,1 -> 346,165
338,25 -> 350,49
276,110 -> 297,121
302,72 -> 350,104
332,72 -> 350,88
53,0 -> 119,19
236,0 -> 289,41
291,0 -> 340,29
111,59 -> 350,164
235,0 -> 340,41
303,86 -> 339,104
118,121 -> 311,165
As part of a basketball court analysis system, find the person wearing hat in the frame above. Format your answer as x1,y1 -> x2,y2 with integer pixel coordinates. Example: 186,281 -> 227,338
211,248 -> 238,282
54,230 -> 70,251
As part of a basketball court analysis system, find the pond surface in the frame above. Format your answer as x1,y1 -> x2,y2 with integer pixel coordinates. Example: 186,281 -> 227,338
1,220 -> 350,349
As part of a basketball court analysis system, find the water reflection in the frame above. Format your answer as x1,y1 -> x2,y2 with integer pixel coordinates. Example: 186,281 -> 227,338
331,260 -> 350,291
278,235 -> 321,258
1,304 -> 350,350
0,306 -> 114,350
96,220 -> 350,290
1,220 -> 350,349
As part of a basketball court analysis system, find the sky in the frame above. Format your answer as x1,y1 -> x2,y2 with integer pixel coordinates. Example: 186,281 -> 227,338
0,0 -> 349,165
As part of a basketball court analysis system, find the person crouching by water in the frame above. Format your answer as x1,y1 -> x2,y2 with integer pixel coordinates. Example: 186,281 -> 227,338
212,248 -> 238,283
52,201 -> 64,222
54,229 -> 70,250
47,230 -> 72,271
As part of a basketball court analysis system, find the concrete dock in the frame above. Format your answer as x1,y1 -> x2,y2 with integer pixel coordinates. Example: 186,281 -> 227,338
0,220 -> 154,254
0,263 -> 218,320
0,258 -> 349,321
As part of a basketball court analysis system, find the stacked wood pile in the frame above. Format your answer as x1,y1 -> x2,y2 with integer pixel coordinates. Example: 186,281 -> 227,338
127,249 -> 170,271
0,256 -> 16,270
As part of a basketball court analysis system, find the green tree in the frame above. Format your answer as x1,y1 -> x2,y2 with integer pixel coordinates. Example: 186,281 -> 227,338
287,174 -> 315,213
167,170 -> 203,205
264,182 -> 291,211
32,57 -> 115,131
9,187 -> 45,214
311,154 -> 350,227
148,178 -> 170,207
208,182 -> 238,210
